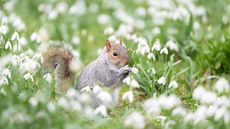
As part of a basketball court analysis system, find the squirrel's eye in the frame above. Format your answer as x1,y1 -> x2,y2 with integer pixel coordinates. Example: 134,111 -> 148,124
113,51 -> 118,56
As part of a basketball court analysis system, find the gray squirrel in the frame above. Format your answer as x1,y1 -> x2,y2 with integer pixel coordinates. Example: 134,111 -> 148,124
43,39 -> 131,93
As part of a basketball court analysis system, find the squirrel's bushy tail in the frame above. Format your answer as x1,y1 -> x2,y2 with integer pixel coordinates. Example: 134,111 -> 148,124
43,47 -> 73,92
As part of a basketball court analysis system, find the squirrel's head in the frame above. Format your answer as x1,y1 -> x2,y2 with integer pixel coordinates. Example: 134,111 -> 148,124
105,39 -> 129,68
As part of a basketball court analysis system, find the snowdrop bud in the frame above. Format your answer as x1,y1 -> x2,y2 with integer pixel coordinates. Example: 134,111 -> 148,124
104,27 -> 114,35
158,76 -> 166,85
168,80 -> 178,89
147,53 -> 155,60
80,86 -> 92,93
122,90 -> 134,103
131,67 -> 138,74
215,78 -> 230,92
94,105 -> 108,117
0,24 -> 7,35
11,31 -> 20,41
160,48 -> 168,55
43,73 -> 52,83
4,41 -> 12,50
124,112 -> 145,129
151,40 -> 161,51
23,73 -> 34,82
130,79 -> 140,88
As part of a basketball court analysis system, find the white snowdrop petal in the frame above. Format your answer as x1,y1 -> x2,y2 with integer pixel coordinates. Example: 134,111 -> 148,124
158,76 -> 166,85
124,112 -> 145,129
122,90 -> 134,103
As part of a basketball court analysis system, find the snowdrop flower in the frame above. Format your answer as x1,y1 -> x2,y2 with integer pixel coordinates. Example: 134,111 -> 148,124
97,14 -> 110,24
92,85 -> 102,94
30,32 -> 41,42
131,67 -> 138,74
108,35 -> 117,42
214,107 -> 227,121
23,73 -> 34,82
72,36 -> 80,45
2,68 -> 11,78
0,76 -> 8,85
55,2 -> 68,14
215,78 -> 230,92
83,107 -> 95,119
43,73 -> 52,83
94,105 -> 108,117
4,41 -> 12,50
168,80 -> 178,89
57,97 -> 69,110
165,40 -> 179,52
69,0 -> 86,16
20,59 -> 40,73
0,24 -> 7,35
66,88 -> 78,98
130,79 -> 140,88
160,48 -> 168,55
80,86 -> 92,93
193,86 -> 217,104
104,27 -> 114,35
193,21 -> 200,31
147,53 -> 155,60
47,102 -> 56,112
143,98 -> 161,115
158,95 -> 181,110
10,31 -> 20,41
123,76 -> 131,85
151,40 -> 161,51
193,86 -> 206,100
135,7 -> 146,17
136,37 -> 150,55
124,112 -> 145,129
97,91 -> 113,106
152,27 -> 161,35
88,3 -> 98,13
78,92 -> 91,104
172,106 -> 187,117
149,68 -> 156,74
122,90 -> 134,103
48,10 -> 58,20
158,76 -> 166,85
29,97 -> 38,107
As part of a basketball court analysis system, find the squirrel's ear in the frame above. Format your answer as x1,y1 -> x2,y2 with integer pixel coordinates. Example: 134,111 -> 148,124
118,38 -> 122,45
106,40 -> 111,51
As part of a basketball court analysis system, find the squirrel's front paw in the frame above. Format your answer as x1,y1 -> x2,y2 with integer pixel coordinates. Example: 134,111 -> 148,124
120,66 -> 131,77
